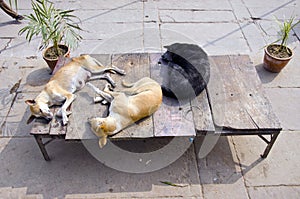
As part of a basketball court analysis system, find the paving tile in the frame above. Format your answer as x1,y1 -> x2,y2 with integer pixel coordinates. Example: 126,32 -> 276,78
0,10 -> 31,38
89,28 -> 144,53
0,37 -> 41,58
0,138 -> 202,198
21,194 -> 43,199
74,0 -> 143,10
0,187 -> 28,199
11,0 -> 31,10
159,10 -> 235,23
248,186 -> 300,199
0,89 -> 15,136
0,39 -> 10,54
17,0 -> 142,10
143,22 -> 162,52
229,0 -> 251,20
195,136 -> 248,199
239,22 -> 268,52
80,22 -> 142,41
247,6 -> 299,20
143,0 -> 158,10
242,0 -> 296,8
0,57 -> 50,92
72,39 -> 105,55
156,0 -> 232,10
144,8 -> 159,23
242,0 -> 299,19
264,88 -> 300,131
1,92 -> 36,137
232,131 -> 300,187
0,187 -> 12,199
76,9 -> 144,24
0,137 -> 10,153
161,23 -> 250,55
0,20 -> 24,38
294,24 -> 300,40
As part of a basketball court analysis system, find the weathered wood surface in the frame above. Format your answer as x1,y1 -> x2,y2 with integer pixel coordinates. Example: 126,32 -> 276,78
191,89 -> 215,133
30,118 -> 51,135
208,55 -> 281,131
31,53 -> 280,140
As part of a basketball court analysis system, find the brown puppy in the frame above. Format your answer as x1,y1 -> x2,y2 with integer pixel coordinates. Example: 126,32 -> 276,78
25,55 -> 125,125
87,77 -> 162,147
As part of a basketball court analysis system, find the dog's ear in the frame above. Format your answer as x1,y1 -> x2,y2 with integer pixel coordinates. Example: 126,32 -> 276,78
99,137 -> 107,148
25,99 -> 36,106
26,115 -> 36,124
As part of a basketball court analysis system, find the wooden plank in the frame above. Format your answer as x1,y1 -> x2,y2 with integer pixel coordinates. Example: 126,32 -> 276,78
208,56 -> 257,129
110,53 -> 154,138
191,89 -> 215,133
30,117 -> 51,135
66,54 -> 112,140
208,55 -> 281,131
228,55 -> 281,129
149,53 -> 196,137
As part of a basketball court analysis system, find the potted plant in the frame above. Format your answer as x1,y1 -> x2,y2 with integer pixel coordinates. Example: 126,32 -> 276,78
19,0 -> 82,72
263,16 -> 300,73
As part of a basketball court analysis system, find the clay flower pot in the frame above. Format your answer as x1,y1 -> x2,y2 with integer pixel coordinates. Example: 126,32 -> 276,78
263,44 -> 293,73
43,44 -> 70,73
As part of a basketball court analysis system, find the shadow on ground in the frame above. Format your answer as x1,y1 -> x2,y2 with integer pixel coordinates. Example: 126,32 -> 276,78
195,136 -> 263,184
255,64 -> 279,84
0,134 -> 265,198
0,137 -> 201,198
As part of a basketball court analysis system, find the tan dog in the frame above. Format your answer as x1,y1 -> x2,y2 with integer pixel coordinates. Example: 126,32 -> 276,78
26,55 -> 125,125
87,77 -> 162,147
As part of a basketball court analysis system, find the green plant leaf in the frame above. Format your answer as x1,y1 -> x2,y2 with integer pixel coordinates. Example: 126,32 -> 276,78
19,0 -> 82,54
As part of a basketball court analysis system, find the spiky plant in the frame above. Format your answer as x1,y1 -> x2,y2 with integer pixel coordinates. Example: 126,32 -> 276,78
275,16 -> 300,53
19,0 -> 82,57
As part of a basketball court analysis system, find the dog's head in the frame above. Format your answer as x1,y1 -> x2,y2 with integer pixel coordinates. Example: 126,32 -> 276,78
72,55 -> 103,68
25,99 -> 53,124
88,117 -> 116,148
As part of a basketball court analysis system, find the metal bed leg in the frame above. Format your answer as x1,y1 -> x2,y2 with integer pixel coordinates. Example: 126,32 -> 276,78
261,132 -> 280,158
34,135 -> 51,161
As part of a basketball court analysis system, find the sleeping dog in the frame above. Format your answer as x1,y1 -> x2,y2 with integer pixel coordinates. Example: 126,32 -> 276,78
26,55 -> 125,125
87,77 -> 162,147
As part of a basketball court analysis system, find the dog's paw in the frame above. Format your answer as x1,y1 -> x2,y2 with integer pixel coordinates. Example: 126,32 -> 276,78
119,69 -> 126,75
94,96 -> 104,103
62,116 -> 69,126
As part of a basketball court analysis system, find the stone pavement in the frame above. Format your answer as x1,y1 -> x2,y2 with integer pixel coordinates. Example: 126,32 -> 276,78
0,0 -> 299,198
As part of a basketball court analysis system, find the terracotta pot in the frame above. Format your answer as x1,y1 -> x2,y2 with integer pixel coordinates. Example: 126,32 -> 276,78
43,44 -> 70,73
263,44 -> 293,73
